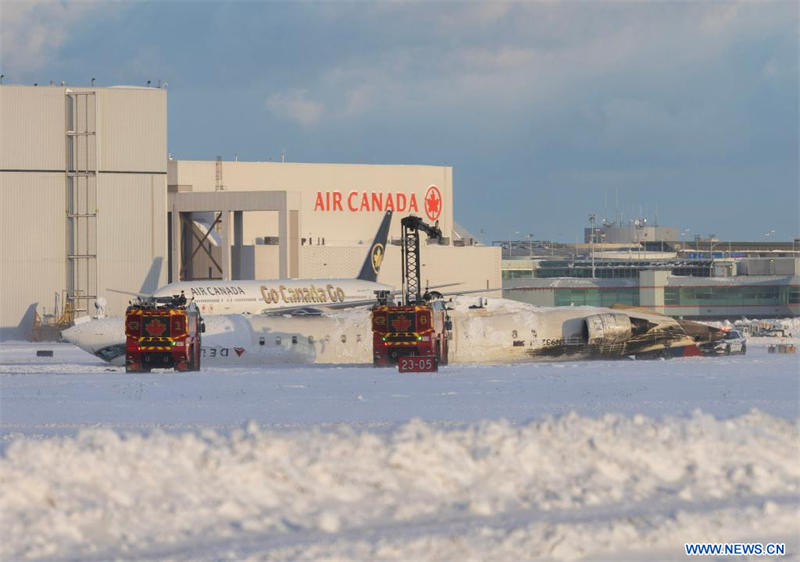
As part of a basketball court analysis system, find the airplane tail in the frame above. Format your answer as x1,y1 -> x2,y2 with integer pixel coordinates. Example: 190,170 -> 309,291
356,210 -> 393,282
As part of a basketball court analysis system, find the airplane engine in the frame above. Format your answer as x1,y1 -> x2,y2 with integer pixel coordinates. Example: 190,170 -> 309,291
582,313 -> 633,345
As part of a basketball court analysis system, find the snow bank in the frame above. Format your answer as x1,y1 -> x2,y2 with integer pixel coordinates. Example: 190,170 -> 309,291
2,411 -> 797,560
258,503 -> 799,562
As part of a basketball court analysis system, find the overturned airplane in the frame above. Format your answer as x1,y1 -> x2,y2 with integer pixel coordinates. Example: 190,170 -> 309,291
62,297 -> 723,366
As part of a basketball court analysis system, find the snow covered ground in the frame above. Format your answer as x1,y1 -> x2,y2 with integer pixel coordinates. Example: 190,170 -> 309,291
1,336 -> 798,561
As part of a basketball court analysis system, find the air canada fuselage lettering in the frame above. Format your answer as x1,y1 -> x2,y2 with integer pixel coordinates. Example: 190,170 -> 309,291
202,347 -> 230,358
190,286 -> 246,297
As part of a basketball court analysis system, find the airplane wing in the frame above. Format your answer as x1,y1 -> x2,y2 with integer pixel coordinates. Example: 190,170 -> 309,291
107,288 -> 153,298
425,282 -> 463,291
261,299 -> 378,316
432,287 -> 501,298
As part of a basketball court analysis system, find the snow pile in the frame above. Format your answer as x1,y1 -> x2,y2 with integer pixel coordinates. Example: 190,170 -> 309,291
258,503 -> 799,562
2,411 -> 798,560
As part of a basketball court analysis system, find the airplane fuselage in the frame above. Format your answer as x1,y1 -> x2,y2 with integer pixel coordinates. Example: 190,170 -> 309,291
63,298 -> 717,367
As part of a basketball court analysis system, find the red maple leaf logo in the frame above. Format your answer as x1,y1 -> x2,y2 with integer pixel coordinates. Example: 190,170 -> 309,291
424,185 -> 442,221
391,315 -> 412,331
145,318 -> 167,337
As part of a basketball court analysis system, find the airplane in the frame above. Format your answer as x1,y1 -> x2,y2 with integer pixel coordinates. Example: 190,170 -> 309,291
110,210 -> 398,316
109,209 -> 486,317
63,296 -> 725,366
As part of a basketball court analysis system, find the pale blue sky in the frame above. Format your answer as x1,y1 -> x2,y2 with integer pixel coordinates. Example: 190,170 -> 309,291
2,1 -> 797,242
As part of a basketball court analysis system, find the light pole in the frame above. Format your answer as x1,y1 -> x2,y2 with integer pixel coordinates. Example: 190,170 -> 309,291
709,241 -> 721,275
508,230 -> 519,258
764,230 -> 776,258
588,214 -> 596,278
526,233 -> 534,259
681,229 -> 690,252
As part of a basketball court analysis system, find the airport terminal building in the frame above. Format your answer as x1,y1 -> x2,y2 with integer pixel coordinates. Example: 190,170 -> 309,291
0,84 -> 500,340
504,257 -> 800,320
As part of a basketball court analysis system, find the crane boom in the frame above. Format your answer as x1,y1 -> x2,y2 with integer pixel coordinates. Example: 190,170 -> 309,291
400,215 -> 442,305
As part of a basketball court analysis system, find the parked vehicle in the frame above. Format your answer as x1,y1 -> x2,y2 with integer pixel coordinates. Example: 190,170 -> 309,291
701,329 -> 747,356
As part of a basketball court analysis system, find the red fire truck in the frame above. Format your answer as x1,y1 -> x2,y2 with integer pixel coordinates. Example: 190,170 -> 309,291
124,297 -> 203,372
371,216 -> 451,371
371,301 -> 450,368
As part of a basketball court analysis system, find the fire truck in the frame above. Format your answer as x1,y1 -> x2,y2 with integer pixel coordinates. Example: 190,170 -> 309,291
371,216 -> 452,370
371,300 -> 450,369
124,296 -> 203,373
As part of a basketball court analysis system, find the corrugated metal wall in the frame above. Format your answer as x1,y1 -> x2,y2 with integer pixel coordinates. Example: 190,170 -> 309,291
0,87 -> 65,170
0,85 -> 168,339
0,172 -> 67,338
0,86 -> 164,173
96,173 -> 168,317
95,88 -> 167,173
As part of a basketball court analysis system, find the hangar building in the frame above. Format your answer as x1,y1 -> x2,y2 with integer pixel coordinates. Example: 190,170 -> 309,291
1,85 -> 168,340
0,84 -> 500,340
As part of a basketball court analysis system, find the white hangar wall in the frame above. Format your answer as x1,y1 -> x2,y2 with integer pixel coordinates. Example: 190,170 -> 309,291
0,85 -> 168,340
169,159 -> 500,296
169,160 -> 453,245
